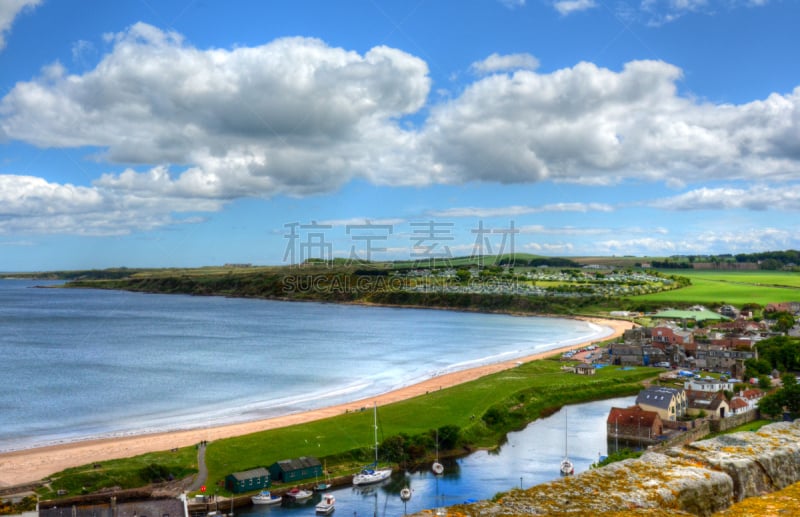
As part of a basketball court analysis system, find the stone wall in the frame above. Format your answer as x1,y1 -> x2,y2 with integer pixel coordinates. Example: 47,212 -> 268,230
709,409 -> 759,433
657,420 -> 710,449
411,420 -> 800,517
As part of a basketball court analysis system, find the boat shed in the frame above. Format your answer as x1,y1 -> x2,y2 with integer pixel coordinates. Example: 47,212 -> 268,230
225,467 -> 271,493
269,456 -> 323,483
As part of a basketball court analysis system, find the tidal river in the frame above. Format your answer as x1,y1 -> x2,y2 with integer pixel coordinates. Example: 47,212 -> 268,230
0,279 -> 612,452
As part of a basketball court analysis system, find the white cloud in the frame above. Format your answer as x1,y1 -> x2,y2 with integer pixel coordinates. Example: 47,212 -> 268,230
519,225 -> 612,235
1,22 -> 432,198
553,0 -> 597,16
423,60 -> 800,186
0,172 -> 220,236
3,23 -> 800,236
71,39 -> 97,65
429,203 -> 614,218
591,227 -> 797,255
523,242 -> 575,253
317,217 -> 406,228
498,0 -> 526,8
652,184 -> 800,211
635,0 -> 772,25
470,53 -> 539,75
0,0 -> 40,51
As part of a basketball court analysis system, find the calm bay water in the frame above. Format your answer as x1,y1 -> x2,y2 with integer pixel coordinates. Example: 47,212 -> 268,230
235,396 -> 636,516
0,279 -> 611,452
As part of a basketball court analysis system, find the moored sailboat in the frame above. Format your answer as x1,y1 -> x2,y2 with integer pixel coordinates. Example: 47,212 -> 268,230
432,429 -> 444,475
560,408 -> 574,476
352,402 -> 392,486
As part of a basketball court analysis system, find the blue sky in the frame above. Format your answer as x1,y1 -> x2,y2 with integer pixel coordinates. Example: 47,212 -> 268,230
1,0 -> 799,271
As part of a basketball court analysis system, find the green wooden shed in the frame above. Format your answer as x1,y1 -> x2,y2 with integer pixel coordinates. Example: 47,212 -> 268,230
268,456 -> 323,483
225,467 -> 270,493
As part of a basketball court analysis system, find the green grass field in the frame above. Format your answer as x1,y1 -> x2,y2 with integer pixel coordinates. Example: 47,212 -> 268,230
200,360 -> 653,491
632,270 -> 800,306
42,360 -> 655,497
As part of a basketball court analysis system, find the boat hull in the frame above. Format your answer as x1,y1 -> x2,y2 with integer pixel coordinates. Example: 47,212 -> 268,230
251,491 -> 281,505
352,468 -> 392,486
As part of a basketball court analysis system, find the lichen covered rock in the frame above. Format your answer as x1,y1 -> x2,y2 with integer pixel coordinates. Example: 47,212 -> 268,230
409,420 -> 800,517
666,421 -> 800,501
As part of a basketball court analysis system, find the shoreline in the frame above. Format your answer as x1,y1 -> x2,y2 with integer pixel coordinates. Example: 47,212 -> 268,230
0,316 -> 633,488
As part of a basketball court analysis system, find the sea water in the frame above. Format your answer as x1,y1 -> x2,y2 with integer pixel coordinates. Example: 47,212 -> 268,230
0,279 -> 612,452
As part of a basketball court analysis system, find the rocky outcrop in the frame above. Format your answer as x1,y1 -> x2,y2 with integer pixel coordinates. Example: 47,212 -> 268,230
411,420 -> 800,516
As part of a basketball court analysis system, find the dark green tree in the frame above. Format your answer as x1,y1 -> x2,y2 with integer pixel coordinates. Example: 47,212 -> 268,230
379,434 -> 408,463
772,312 -> 796,334
436,424 -> 461,450
758,375 -> 773,391
745,358 -> 772,377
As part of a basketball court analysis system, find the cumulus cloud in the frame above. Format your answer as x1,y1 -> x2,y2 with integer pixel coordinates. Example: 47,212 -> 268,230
553,0 -> 598,16
3,23 -> 800,230
0,172 -> 219,235
470,53 -> 539,75
1,22 -> 432,198
422,59 -> 800,186
0,0 -> 40,51
652,184 -> 800,211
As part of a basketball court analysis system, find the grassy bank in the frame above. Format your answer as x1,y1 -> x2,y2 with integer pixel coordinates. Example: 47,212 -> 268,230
40,358 -> 655,498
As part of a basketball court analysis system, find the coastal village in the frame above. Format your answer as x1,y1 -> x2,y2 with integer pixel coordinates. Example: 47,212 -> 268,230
565,302 -> 800,451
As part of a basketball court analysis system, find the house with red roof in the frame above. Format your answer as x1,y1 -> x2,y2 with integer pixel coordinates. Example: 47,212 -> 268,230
731,389 -> 765,412
607,406 -> 663,445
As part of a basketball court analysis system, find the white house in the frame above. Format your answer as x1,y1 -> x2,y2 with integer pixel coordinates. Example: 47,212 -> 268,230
683,378 -> 728,393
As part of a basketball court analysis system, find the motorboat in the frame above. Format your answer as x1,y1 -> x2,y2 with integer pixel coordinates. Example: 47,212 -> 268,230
250,490 -> 281,505
315,493 -> 335,514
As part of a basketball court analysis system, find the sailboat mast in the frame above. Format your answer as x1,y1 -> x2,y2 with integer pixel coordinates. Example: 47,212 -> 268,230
373,402 -> 379,464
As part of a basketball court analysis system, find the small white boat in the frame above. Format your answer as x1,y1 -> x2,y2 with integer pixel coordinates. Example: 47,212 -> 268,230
315,493 -> 336,514
285,487 -> 313,502
251,490 -> 281,505
400,487 -> 412,501
559,457 -> 574,476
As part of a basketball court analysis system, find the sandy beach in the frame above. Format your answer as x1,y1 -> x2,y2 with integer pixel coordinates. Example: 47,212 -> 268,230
0,317 -> 632,488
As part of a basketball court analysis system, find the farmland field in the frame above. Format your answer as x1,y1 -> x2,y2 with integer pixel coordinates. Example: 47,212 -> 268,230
632,270 -> 800,306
